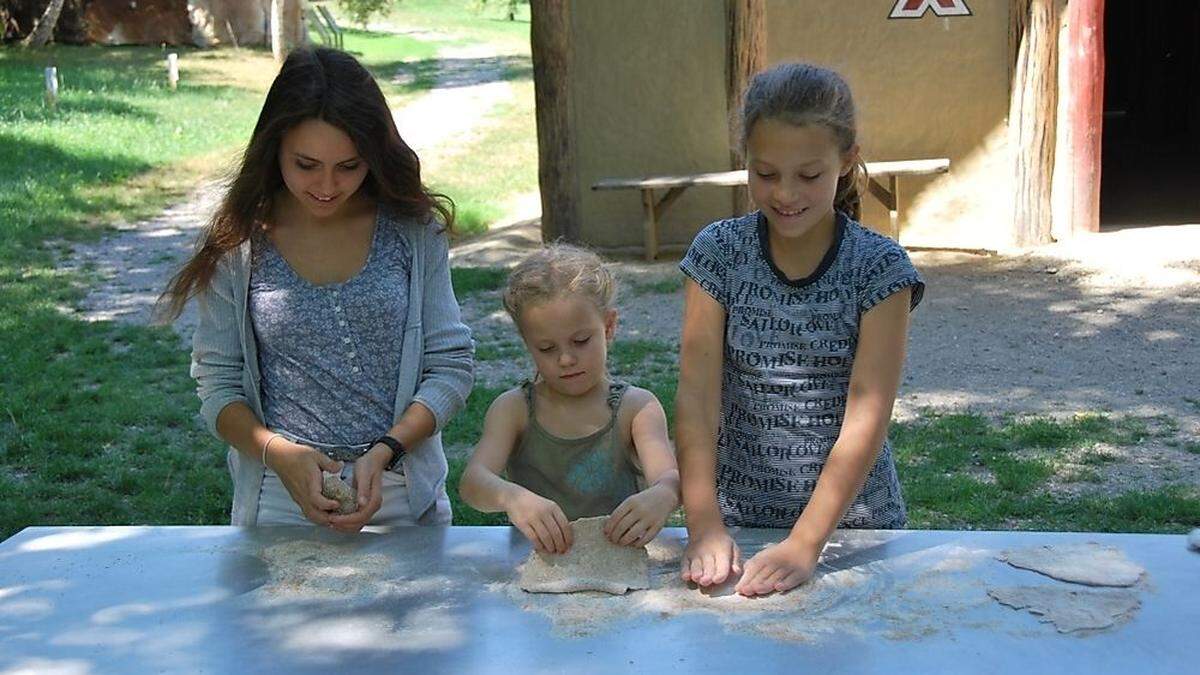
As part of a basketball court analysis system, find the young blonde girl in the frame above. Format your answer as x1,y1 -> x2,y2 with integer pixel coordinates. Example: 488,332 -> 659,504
460,244 -> 679,554
676,63 -> 924,596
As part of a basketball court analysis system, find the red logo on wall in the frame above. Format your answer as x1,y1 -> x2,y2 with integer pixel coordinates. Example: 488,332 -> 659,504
889,0 -> 972,19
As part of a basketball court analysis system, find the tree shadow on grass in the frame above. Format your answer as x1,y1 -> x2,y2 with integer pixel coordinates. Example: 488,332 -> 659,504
0,134 -> 152,248
53,95 -> 158,119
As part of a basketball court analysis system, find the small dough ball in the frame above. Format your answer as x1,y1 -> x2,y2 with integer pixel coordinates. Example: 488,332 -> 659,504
321,472 -> 358,515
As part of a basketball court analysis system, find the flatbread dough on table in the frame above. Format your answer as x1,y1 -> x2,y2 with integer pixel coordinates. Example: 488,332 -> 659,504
518,516 -> 650,595
987,586 -> 1141,634
997,542 -> 1144,587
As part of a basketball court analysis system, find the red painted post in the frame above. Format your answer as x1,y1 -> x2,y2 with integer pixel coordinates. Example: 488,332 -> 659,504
1068,0 -> 1104,234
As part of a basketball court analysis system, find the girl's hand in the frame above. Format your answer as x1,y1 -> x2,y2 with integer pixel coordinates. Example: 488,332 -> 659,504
681,523 -> 741,587
505,488 -> 574,555
265,440 -> 344,526
327,444 -> 389,533
734,536 -> 820,597
604,484 -> 676,547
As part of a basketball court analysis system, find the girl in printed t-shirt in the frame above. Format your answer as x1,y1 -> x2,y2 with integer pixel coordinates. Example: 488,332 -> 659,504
460,244 -> 680,555
676,62 -> 924,596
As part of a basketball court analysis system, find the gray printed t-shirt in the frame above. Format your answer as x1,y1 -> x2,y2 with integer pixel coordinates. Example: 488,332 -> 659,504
679,211 -> 924,529
249,211 -> 411,450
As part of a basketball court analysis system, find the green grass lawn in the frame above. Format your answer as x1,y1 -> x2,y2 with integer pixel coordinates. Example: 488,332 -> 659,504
0,12 -> 535,540
442,387 -> 1200,533
377,0 -> 533,52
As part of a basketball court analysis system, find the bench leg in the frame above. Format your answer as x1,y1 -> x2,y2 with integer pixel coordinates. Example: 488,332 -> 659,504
641,189 -> 658,261
889,175 -> 901,241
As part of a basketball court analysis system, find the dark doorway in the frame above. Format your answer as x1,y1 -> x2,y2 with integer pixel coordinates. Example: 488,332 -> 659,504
1101,0 -> 1200,228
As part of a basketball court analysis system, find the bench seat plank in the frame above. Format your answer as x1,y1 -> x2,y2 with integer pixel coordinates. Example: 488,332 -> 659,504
591,158 -> 950,259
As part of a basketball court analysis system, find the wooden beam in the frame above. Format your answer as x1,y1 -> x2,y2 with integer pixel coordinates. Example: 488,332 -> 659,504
866,177 -> 897,211
592,159 -> 948,192
531,0 -> 580,243
1009,0 -> 1059,247
726,0 -> 765,216
1067,0 -> 1104,235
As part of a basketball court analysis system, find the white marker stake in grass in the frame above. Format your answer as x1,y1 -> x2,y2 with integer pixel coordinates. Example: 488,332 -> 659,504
167,53 -> 179,90
44,66 -> 58,108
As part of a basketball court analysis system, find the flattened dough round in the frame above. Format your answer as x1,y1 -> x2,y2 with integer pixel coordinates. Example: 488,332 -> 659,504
518,516 -> 650,595
988,586 -> 1141,633
998,542 -> 1144,587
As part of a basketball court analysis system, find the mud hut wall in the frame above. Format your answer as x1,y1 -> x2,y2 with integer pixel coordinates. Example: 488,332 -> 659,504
572,0 -> 1021,252
571,0 -> 732,252
765,0 -> 1016,249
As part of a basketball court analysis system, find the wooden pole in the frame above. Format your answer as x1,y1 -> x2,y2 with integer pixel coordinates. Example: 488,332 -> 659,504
166,53 -> 179,90
727,0 -> 765,216
1009,0 -> 1059,247
641,189 -> 659,261
1067,0 -> 1104,235
44,66 -> 58,108
530,0 -> 579,243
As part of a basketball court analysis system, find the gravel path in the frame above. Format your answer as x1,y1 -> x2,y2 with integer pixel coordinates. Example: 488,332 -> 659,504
391,45 -> 518,155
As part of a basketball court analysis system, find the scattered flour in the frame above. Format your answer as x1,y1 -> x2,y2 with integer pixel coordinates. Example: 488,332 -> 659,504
246,540 -> 452,606
248,540 -> 393,603
490,539 -> 999,642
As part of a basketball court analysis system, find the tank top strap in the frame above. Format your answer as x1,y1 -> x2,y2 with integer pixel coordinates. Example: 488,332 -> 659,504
522,379 -> 537,414
606,380 -> 630,415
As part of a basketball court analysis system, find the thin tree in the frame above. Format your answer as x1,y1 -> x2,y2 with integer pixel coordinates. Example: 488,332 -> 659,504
727,0 -> 765,215
21,0 -> 65,48
271,0 -> 286,64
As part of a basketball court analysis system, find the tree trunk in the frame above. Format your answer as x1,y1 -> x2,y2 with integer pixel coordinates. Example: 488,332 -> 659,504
1009,0 -> 1059,247
530,0 -> 579,243
727,0 -> 765,215
283,0 -> 306,49
21,0 -> 65,48
271,0 -> 286,64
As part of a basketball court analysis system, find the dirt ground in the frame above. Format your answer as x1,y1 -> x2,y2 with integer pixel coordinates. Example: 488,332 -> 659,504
452,220 -> 1200,496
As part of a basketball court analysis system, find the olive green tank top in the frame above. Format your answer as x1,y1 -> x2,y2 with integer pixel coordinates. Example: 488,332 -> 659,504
506,380 -> 642,521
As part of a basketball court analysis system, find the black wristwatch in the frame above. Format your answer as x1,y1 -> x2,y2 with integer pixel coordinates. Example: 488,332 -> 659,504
372,434 -> 407,472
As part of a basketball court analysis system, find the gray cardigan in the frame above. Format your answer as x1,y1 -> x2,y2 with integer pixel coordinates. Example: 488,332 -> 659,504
190,215 -> 474,526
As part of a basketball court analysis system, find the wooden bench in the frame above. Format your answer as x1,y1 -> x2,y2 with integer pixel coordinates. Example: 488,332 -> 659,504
592,158 -> 950,260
